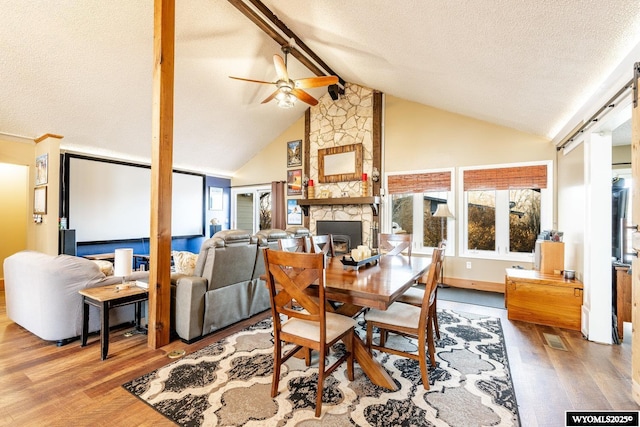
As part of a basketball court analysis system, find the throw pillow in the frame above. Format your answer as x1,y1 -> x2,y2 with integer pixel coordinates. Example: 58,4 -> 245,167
172,251 -> 198,276
92,260 -> 114,276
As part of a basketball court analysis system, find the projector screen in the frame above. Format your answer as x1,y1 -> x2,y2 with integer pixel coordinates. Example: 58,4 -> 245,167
67,156 -> 204,242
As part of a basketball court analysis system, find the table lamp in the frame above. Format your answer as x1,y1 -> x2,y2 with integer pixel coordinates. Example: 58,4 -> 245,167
114,248 -> 133,278
432,204 -> 454,287
433,204 -> 454,243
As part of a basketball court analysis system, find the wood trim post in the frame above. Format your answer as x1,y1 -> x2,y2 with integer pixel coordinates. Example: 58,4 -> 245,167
304,109 -> 310,229
372,91 -> 382,202
632,62 -> 640,404
148,0 -> 175,349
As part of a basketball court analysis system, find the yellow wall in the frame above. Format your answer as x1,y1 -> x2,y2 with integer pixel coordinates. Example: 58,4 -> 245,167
612,144 -> 631,170
0,162 -> 28,281
33,138 -> 60,254
557,144 -> 585,272
0,136 -> 61,266
232,117 -> 305,187
384,95 -> 552,171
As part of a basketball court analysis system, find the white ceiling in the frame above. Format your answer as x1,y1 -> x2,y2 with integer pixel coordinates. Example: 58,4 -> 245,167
2,1 -> 640,176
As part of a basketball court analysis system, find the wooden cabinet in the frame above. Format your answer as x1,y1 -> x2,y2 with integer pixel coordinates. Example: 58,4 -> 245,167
615,266 -> 632,340
505,268 -> 583,331
536,241 -> 564,274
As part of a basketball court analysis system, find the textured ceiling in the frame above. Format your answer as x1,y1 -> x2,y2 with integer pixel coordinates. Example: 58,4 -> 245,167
1,1 -> 640,176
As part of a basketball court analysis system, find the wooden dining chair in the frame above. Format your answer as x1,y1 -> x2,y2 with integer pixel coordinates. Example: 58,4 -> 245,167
278,236 -> 308,253
263,249 -> 355,417
364,247 -> 444,390
397,241 -> 446,338
276,236 -> 312,363
378,233 -> 412,257
310,234 -> 335,257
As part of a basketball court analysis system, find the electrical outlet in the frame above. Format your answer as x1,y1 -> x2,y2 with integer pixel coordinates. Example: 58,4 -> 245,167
466,261 -> 472,269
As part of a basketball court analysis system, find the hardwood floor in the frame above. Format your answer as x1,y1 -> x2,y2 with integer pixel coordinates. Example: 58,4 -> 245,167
0,291 -> 636,427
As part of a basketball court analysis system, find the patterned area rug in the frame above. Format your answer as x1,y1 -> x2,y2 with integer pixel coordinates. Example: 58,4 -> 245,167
123,309 -> 520,426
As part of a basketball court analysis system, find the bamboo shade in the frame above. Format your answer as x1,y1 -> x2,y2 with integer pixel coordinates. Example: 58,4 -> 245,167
388,171 -> 451,194
463,165 -> 547,191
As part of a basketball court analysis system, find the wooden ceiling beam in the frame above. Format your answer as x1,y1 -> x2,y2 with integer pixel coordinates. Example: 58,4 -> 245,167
228,0 -> 345,86
34,133 -> 63,143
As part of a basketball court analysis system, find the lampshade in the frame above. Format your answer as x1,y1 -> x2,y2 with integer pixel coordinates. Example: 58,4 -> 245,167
433,204 -> 454,219
114,248 -> 133,277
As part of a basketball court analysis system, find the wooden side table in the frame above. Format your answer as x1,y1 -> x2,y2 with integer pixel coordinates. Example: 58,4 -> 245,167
79,283 -> 148,360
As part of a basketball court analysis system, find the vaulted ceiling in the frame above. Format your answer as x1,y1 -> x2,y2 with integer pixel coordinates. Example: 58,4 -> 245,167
2,1 -> 640,176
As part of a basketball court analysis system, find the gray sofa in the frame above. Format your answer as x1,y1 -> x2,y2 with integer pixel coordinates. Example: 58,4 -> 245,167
173,230 -> 270,342
3,250 -> 148,345
173,227 -> 310,342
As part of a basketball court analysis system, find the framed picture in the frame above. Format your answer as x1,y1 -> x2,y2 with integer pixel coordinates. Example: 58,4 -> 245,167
287,169 -> 302,196
208,187 -> 223,211
35,154 -> 48,186
34,186 -> 47,214
287,139 -> 302,167
287,199 -> 302,225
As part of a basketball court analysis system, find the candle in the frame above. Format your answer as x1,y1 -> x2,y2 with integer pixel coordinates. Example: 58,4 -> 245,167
308,179 -> 314,186
362,173 -> 367,181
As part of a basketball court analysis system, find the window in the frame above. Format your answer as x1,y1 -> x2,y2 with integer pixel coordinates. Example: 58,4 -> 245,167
466,190 -> 496,251
231,186 -> 271,234
387,170 -> 453,253
461,162 -> 551,261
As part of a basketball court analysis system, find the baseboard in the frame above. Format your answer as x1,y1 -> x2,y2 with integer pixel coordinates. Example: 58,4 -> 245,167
581,305 -> 589,338
443,277 -> 504,293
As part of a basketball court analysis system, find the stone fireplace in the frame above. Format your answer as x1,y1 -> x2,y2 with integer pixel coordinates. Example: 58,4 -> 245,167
304,83 -> 380,247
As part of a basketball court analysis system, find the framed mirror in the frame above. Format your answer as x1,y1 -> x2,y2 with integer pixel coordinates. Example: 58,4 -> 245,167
318,143 -> 363,183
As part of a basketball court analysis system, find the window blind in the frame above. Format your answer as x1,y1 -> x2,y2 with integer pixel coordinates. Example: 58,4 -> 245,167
463,165 -> 547,191
388,171 -> 451,194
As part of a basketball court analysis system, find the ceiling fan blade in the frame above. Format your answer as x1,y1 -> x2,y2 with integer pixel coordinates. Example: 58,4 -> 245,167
273,54 -> 289,82
291,88 -> 318,106
261,89 -> 280,104
229,76 -> 275,85
294,76 -> 338,89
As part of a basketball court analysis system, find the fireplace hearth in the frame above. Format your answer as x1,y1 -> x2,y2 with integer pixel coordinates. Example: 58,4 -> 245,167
316,220 -> 362,253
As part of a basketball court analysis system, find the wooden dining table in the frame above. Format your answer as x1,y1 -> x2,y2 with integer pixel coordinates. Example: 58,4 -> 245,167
309,254 -> 432,390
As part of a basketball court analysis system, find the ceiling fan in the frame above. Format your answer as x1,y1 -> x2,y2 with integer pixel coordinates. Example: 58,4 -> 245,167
229,46 -> 338,108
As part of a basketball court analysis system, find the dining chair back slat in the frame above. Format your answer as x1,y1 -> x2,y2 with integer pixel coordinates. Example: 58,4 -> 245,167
278,236 -> 308,253
378,233 -> 412,257
310,234 -> 335,257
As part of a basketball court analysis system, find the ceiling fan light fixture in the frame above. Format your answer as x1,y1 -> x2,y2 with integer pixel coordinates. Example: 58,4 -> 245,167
230,48 -> 335,108
277,92 -> 296,108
